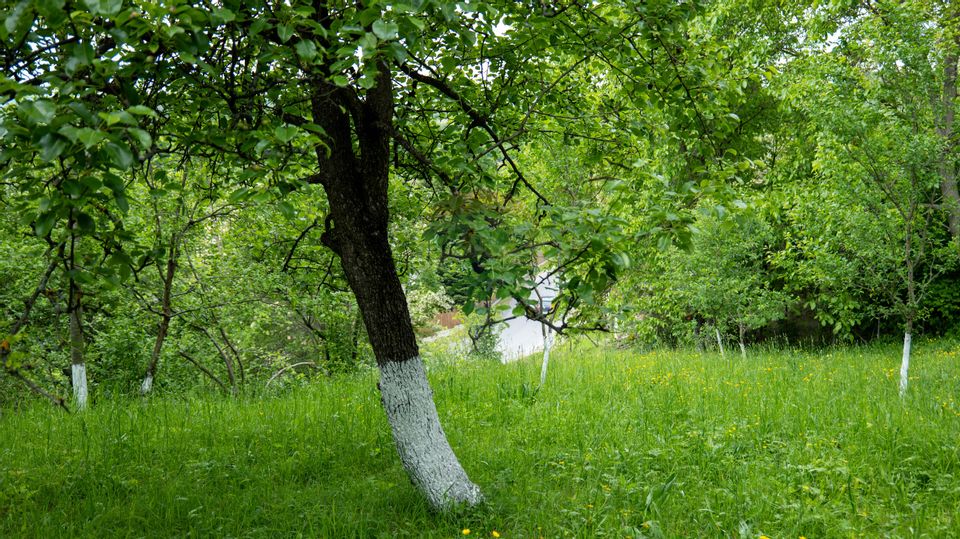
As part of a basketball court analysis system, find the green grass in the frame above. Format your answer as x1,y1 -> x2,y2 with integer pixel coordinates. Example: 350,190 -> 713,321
2,339 -> 960,538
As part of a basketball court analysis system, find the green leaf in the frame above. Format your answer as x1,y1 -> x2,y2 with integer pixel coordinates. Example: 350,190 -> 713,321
62,179 -> 83,197
126,105 -> 157,117
359,33 -> 378,52
277,24 -> 294,43
102,172 -> 124,194
274,125 -> 298,143
58,125 -> 81,142
295,40 -> 317,61
107,250 -> 133,269
128,128 -> 152,150
229,188 -> 250,202
118,261 -> 131,281
34,212 -> 57,238
79,175 -> 101,191
4,1 -> 30,38
212,8 -> 235,22
66,42 -> 94,73
277,201 -> 295,219
115,193 -> 129,213
35,0 -> 66,22
77,128 -> 106,149
302,123 -> 327,136
372,20 -> 398,40
70,269 -> 95,285
75,212 -> 95,234
83,0 -> 122,16
357,74 -> 376,89
405,15 -> 425,30
39,134 -> 68,161
22,100 -> 57,125
104,142 -> 134,169
99,110 -> 137,126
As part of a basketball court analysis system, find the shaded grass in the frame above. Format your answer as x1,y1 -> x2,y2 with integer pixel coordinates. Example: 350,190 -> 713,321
2,339 -> 960,537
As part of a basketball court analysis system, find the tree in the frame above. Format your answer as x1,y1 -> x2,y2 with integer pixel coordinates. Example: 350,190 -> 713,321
3,0 -> 652,509
782,4 -> 957,393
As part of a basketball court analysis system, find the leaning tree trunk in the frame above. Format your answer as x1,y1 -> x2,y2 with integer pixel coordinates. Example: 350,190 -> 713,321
310,62 -> 481,510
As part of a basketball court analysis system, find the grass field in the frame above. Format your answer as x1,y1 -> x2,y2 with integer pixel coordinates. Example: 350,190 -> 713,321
2,339 -> 960,538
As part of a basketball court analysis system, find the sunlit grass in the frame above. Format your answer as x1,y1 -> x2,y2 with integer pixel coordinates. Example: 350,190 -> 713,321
2,338 -> 959,537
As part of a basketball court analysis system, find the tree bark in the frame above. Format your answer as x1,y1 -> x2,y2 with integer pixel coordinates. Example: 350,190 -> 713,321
899,325 -> 912,398
539,324 -> 554,389
68,285 -> 87,410
141,255 -> 176,395
738,322 -> 747,359
311,62 -> 481,510
938,45 -> 960,241
715,327 -> 725,357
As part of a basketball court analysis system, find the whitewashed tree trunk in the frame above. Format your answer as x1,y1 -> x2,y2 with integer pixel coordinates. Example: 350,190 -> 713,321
715,328 -> 725,358
72,363 -> 88,409
69,287 -> 87,410
315,62 -> 482,510
539,326 -> 554,388
899,332 -> 912,397
379,357 -> 483,509
140,374 -> 153,395
738,323 -> 747,358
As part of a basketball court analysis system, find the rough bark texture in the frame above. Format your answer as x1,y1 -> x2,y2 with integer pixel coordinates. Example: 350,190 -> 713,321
379,358 -> 483,509
308,60 -> 482,509
938,50 -> 960,241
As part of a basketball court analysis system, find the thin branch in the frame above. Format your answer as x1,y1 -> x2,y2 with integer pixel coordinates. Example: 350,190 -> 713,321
6,369 -> 70,412
178,351 -> 227,391
266,362 -> 317,387
282,217 -> 320,273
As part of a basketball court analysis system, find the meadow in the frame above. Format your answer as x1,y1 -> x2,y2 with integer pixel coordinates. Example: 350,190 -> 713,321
2,339 -> 959,538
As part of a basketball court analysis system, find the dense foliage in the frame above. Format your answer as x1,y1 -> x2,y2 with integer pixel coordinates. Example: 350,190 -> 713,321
1,0 -> 958,404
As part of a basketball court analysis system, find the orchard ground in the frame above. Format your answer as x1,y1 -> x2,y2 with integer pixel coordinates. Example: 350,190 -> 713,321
2,338 -> 960,538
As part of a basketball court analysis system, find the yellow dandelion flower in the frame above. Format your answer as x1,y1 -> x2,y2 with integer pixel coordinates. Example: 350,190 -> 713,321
760,536 -> 770,539
492,532 -> 500,538
462,529 -> 470,535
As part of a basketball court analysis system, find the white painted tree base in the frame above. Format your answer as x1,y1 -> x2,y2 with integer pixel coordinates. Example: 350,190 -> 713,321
899,332 -> 911,397
379,357 -> 483,510
539,328 -> 553,388
140,374 -> 154,395
72,363 -> 88,410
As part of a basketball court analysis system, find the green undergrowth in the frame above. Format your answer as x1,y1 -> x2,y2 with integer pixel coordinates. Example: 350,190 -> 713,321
2,339 -> 960,538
